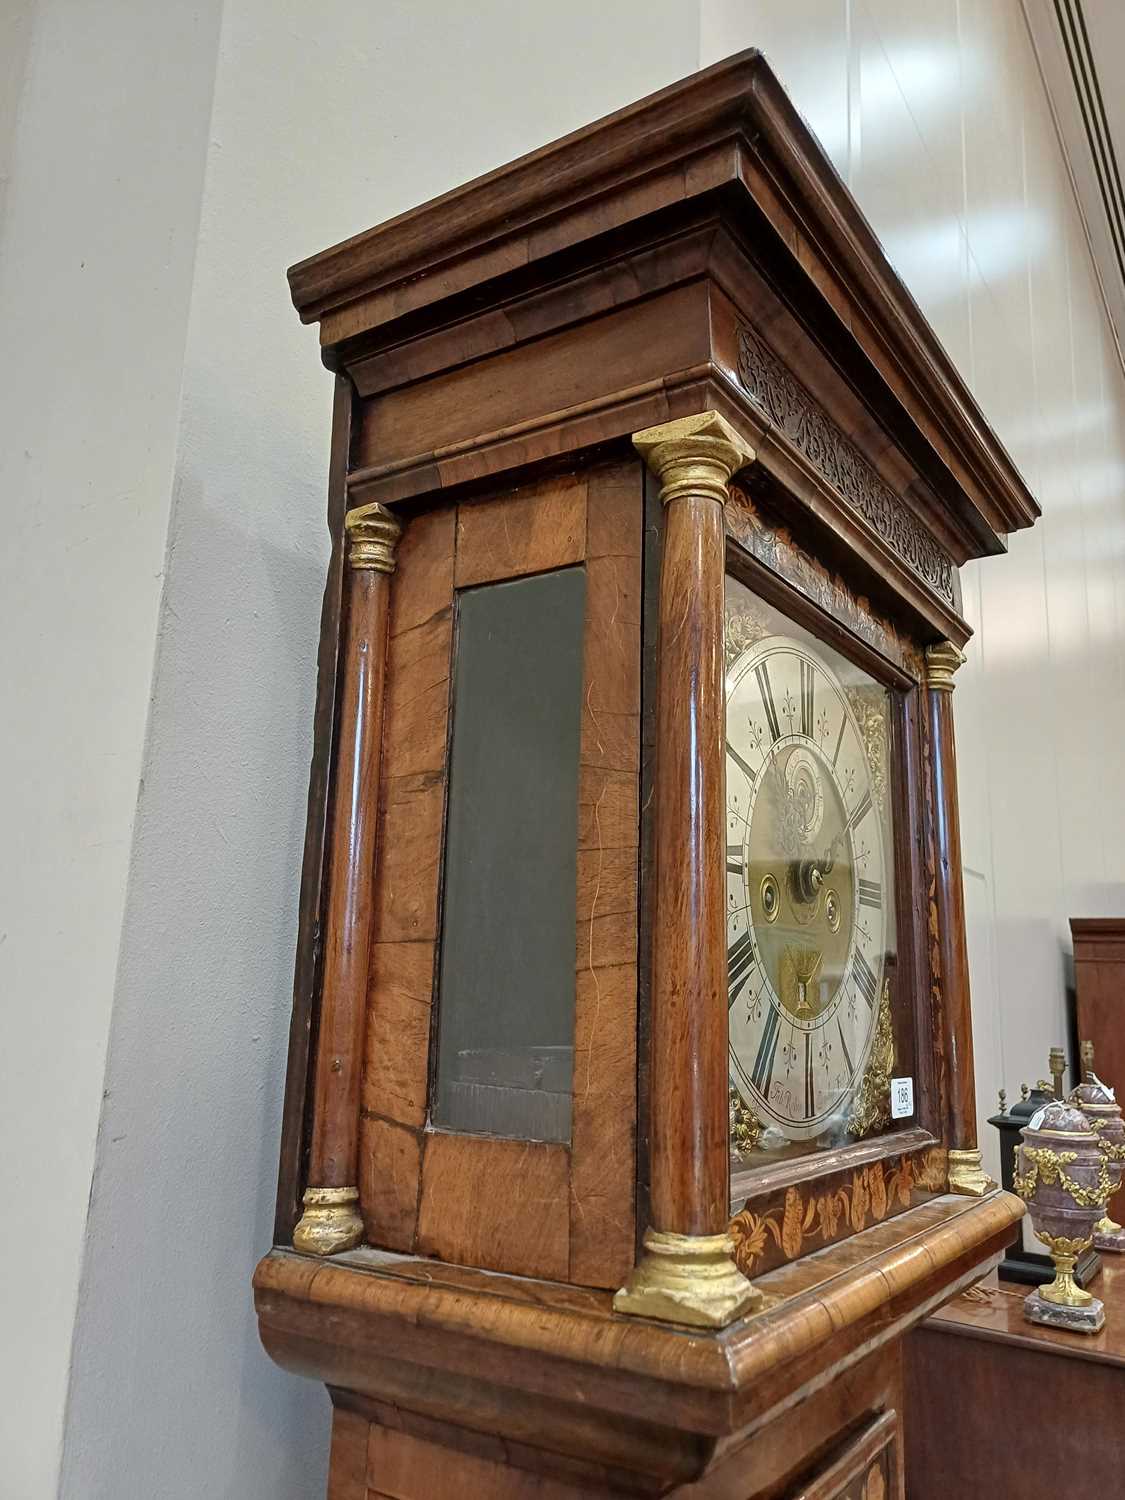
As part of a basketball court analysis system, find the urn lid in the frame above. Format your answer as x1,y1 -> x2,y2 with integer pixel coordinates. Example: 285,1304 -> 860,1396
1069,1076 -> 1118,1110
1021,1099 -> 1096,1140
1006,1083 -> 1053,1124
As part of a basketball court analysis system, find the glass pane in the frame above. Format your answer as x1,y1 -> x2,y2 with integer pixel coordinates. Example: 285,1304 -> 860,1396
432,566 -> 586,1143
725,575 -> 900,1170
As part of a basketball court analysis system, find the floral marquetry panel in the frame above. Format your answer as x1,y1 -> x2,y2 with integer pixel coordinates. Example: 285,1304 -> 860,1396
784,1408 -> 900,1500
730,1147 -> 946,1279
724,483 -> 927,682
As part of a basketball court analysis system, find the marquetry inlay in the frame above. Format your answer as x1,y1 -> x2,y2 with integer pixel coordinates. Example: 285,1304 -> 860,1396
736,324 -> 956,606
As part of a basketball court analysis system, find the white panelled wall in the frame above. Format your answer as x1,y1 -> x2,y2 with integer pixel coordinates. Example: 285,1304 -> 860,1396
700,0 -> 1125,1182
3,1 -> 1124,1496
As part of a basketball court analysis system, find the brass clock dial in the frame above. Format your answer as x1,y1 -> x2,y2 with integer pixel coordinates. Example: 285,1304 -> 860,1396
726,632 -> 888,1141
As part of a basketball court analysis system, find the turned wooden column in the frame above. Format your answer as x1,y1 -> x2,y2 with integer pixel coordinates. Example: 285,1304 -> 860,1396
925,641 -> 992,1197
614,410 -> 762,1328
293,502 -> 403,1254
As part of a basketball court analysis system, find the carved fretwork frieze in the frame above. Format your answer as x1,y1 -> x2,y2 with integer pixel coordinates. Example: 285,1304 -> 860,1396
736,324 -> 956,607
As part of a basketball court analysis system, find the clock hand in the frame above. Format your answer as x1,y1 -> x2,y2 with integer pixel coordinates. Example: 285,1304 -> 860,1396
794,828 -> 846,903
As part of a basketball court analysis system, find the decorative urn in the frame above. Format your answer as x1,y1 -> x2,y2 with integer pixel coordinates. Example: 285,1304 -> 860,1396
988,1077 -> 1100,1288
1014,1099 -> 1111,1333
1069,1076 -> 1125,1252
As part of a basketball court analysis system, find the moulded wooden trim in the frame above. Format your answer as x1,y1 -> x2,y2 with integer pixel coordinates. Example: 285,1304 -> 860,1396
255,1189 -> 1020,1486
1071,916 -> 1125,964
348,366 -> 972,650
288,52 -> 1037,545
729,1127 -> 936,1205
1070,918 -> 1125,937
286,62 -> 754,320
1073,947 -> 1125,966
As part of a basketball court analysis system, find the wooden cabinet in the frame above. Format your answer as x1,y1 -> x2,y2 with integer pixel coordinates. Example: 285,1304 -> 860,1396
905,1265 -> 1125,1496
1073,918 -> 1125,1099
1072,918 -> 1125,1226
254,51 -> 1037,1497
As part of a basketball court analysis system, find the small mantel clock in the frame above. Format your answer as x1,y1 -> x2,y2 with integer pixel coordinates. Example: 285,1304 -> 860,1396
255,53 -> 1037,1499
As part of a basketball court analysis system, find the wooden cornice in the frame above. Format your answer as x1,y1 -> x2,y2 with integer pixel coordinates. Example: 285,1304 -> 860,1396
288,51 -> 1039,557
1070,918 -> 1125,939
286,54 -> 758,329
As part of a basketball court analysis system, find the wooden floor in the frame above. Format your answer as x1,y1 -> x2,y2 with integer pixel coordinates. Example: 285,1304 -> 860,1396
905,1258 -> 1125,1497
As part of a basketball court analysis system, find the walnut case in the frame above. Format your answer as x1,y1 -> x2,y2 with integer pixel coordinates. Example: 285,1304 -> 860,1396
255,52 -> 1038,1500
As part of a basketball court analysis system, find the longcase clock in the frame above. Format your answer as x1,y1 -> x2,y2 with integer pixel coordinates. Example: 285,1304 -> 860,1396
254,52 -> 1038,1500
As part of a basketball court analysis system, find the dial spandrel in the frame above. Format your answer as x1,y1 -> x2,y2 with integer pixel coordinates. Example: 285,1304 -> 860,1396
725,578 -> 897,1162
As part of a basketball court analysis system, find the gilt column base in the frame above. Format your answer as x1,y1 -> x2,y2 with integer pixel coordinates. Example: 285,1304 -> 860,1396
947,1148 -> 995,1197
613,1229 -> 765,1329
293,1186 -> 365,1256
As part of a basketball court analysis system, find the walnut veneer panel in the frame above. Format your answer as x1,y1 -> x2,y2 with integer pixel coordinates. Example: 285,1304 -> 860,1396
358,460 -> 641,1285
454,470 -> 588,587
354,284 -> 709,475
415,1133 -> 571,1282
328,1405 -> 370,1500
569,463 -> 641,1287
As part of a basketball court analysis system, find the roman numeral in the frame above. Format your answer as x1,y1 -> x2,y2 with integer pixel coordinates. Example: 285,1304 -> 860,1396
727,843 -> 745,878
837,1017 -> 854,1077
847,788 -> 873,831
726,740 -> 756,784
751,1003 -> 781,1094
804,1031 -> 814,1118
727,930 -> 757,1006
800,659 -> 814,739
852,951 -> 878,1009
755,662 -> 781,744
858,878 -> 882,908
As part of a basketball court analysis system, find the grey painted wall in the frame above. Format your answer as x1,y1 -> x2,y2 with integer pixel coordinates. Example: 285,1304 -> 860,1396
0,1 -> 221,1492
56,4 -> 699,1496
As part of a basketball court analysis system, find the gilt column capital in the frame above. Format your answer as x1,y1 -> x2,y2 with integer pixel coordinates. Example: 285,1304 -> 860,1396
633,411 -> 755,506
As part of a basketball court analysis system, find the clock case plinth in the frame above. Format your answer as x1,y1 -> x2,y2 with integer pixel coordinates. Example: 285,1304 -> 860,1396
257,50 -> 1037,1500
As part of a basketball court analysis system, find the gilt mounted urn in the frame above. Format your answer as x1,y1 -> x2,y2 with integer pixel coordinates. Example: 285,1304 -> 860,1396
1069,1076 -> 1125,1252
1015,1100 -> 1111,1334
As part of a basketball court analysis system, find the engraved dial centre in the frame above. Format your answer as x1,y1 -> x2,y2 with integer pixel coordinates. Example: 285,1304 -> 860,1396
726,624 -> 890,1144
